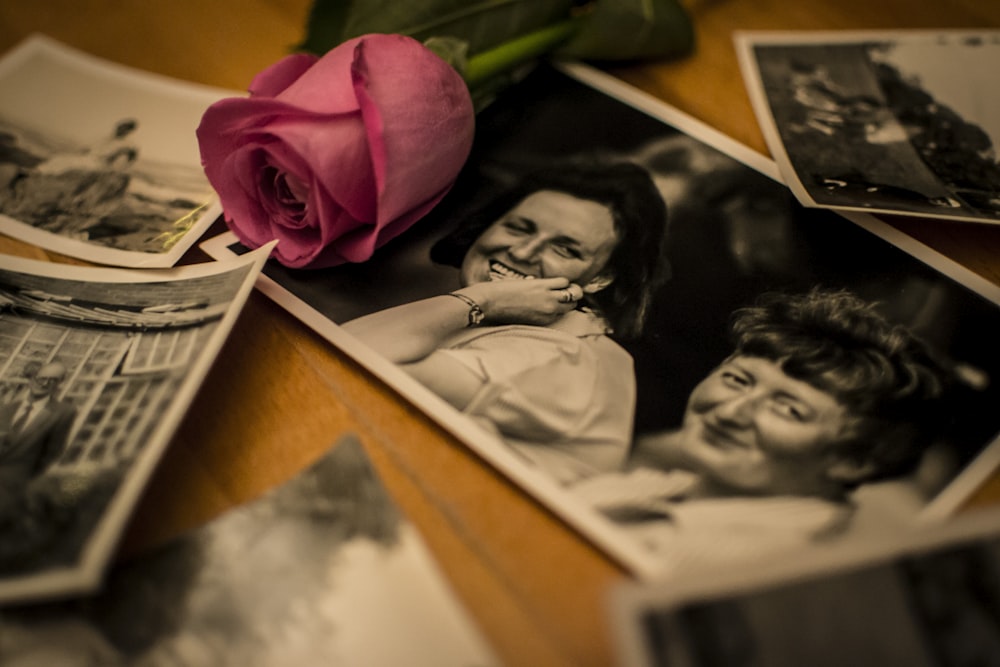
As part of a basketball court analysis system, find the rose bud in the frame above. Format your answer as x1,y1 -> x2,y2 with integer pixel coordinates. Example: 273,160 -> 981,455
197,34 -> 475,268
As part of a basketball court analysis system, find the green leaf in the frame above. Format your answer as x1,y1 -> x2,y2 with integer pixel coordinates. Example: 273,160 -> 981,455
423,36 -> 471,74
299,0 -> 578,56
556,0 -> 695,61
298,0 -> 356,54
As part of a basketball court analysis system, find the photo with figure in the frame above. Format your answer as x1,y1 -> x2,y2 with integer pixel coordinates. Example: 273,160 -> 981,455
204,62 -> 1000,579
0,35 -> 235,267
736,30 -> 1000,224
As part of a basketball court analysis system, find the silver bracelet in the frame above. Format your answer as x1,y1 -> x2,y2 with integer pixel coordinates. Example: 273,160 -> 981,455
448,292 -> 485,327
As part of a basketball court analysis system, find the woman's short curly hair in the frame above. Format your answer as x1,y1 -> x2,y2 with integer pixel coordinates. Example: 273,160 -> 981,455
730,288 -> 955,485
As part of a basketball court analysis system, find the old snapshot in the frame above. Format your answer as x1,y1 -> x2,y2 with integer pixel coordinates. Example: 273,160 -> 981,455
0,246 -> 268,603
0,35 -> 235,267
736,30 -> 1000,224
610,507 -> 1000,667
0,435 -> 497,666
203,62 -> 1000,579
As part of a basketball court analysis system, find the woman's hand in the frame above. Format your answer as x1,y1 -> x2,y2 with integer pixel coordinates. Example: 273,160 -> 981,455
457,277 -> 583,326
342,277 -> 584,365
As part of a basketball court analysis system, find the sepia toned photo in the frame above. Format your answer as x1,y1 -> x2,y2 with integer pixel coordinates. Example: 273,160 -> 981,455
0,435 -> 497,667
610,507 -> 1000,667
0,247 -> 268,603
0,35 -> 236,267
203,63 -> 1000,579
736,30 -> 1000,224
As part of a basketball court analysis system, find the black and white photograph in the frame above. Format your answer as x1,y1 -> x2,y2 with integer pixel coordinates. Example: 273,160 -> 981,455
609,506 -> 1000,667
0,435 -> 497,667
735,30 -> 1000,224
0,246 -> 268,603
0,35 -> 235,267
203,62 -> 1000,579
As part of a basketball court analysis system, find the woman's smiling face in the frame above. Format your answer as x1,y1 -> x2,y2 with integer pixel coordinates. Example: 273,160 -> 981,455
460,190 -> 619,290
671,355 -> 854,496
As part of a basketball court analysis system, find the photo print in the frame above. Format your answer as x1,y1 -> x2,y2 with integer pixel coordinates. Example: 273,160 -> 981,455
204,62 -> 1000,579
0,246 -> 269,603
0,435 -> 497,667
0,35 -> 237,267
609,507 -> 1000,667
736,30 -> 1000,224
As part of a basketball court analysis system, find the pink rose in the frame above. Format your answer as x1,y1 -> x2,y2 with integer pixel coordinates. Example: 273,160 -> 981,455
197,34 -> 475,268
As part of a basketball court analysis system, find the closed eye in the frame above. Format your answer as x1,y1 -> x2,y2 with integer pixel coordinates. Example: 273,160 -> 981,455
720,369 -> 751,389
771,397 -> 811,422
502,217 -> 534,235
551,242 -> 583,259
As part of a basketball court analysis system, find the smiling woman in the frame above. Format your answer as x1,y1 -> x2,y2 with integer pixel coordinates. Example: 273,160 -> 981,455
572,288 -> 958,570
343,160 -> 670,483
459,190 -> 618,294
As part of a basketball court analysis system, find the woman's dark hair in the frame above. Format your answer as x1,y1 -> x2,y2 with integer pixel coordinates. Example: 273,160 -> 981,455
729,288 -> 955,485
430,160 -> 670,338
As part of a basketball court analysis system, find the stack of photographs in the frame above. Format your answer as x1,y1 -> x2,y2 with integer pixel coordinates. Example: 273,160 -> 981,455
0,35 -> 502,663
4,24 -> 1000,665
0,35 -> 273,603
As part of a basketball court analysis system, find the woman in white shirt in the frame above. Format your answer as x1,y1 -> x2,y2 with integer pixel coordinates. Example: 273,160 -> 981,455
345,161 -> 670,483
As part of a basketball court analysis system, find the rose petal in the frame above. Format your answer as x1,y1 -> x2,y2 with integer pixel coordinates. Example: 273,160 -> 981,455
278,206 -> 357,268
350,34 -> 474,224
199,97 -> 376,222
200,128 -> 287,232
270,211 -> 321,263
272,36 -> 367,114
312,182 -> 450,266
259,113 -> 376,223
259,166 -> 309,229
370,183 -> 452,245
249,53 -> 319,97
220,148 -> 273,245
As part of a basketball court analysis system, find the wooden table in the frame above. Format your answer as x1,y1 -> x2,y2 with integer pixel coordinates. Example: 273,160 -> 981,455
1,2 -> 998,664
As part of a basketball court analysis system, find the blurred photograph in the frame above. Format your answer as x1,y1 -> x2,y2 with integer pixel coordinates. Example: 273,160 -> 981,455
0,35 -> 234,267
737,30 -> 1000,224
611,508 -> 1000,667
0,436 -> 496,667
0,248 -> 267,602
